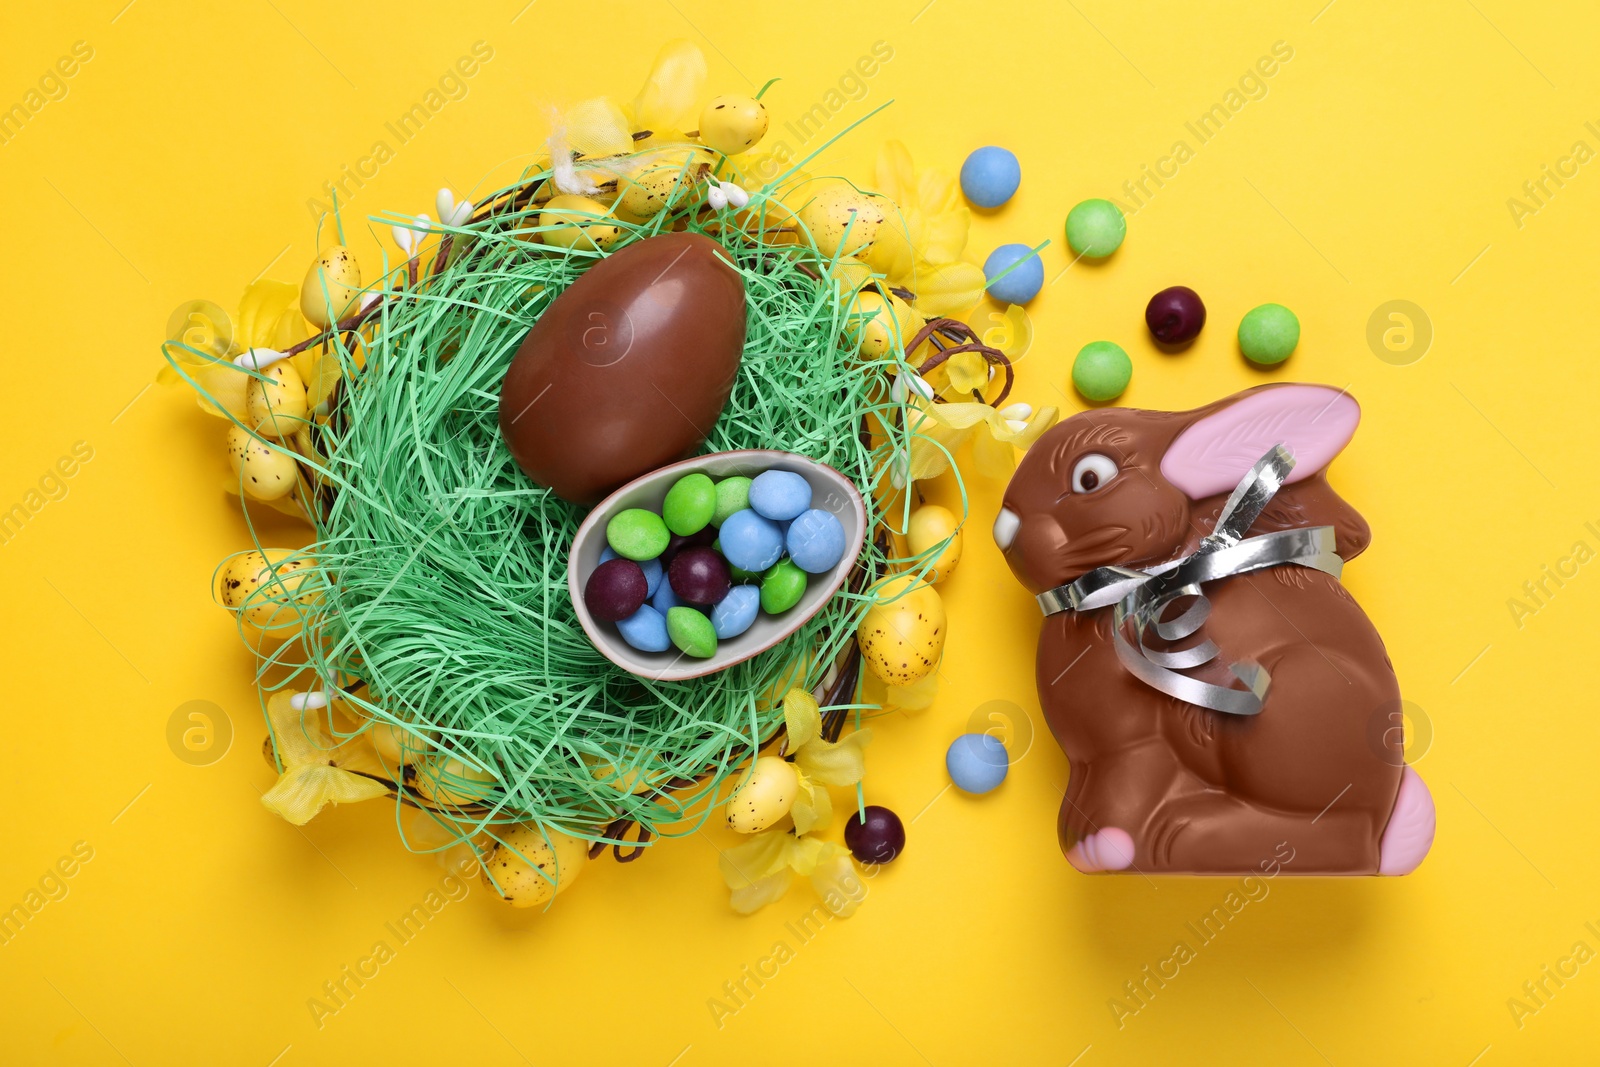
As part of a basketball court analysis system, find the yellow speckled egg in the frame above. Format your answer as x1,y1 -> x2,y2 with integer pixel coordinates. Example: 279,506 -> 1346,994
299,245 -> 362,328
584,752 -> 672,794
481,823 -> 589,908
857,573 -> 946,686
852,290 -> 922,358
216,549 -> 319,640
538,195 -> 623,251
414,756 -> 498,807
245,360 -> 308,437
725,755 -> 799,833
367,719 -> 436,768
799,184 -> 886,259
225,424 -> 299,501
699,95 -> 769,156
616,148 -> 710,217
908,505 -> 964,584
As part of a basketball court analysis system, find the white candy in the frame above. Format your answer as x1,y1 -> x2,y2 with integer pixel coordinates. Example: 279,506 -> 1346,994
998,402 -> 1032,420
289,690 -> 330,711
706,184 -> 729,211
722,181 -> 749,209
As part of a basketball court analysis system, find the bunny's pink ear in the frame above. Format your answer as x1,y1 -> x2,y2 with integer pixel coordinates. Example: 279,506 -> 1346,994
1159,385 -> 1360,500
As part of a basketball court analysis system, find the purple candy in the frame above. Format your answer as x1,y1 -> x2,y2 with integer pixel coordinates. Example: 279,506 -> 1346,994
585,558 -> 648,621
1145,285 -> 1207,346
668,546 -> 732,605
843,805 -> 906,864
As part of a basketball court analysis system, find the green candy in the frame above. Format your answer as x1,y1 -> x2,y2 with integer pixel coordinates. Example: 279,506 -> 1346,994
666,606 -> 717,658
606,508 -> 669,561
662,473 -> 716,536
760,559 -> 807,614
1238,303 -> 1300,365
1065,198 -> 1126,259
711,476 -> 752,526
1072,341 -> 1132,402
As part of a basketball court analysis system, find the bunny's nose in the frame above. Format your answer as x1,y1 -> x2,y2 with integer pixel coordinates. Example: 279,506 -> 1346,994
993,507 -> 1020,551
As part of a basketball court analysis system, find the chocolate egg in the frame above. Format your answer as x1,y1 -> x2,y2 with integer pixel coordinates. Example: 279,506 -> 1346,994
498,232 -> 746,504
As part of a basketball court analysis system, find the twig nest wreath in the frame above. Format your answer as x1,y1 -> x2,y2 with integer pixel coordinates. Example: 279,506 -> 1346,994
159,40 -> 1058,914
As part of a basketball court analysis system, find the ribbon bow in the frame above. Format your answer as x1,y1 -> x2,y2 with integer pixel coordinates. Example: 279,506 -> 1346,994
1036,446 -> 1346,716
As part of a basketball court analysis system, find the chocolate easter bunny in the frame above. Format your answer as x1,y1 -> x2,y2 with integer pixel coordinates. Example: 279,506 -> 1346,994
996,384 -> 1435,875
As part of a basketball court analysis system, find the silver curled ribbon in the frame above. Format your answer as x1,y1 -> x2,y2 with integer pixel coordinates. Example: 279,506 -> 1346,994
1035,445 -> 1346,716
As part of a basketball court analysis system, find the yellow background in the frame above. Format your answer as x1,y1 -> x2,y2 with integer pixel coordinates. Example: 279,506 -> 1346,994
3,1 -> 1597,1063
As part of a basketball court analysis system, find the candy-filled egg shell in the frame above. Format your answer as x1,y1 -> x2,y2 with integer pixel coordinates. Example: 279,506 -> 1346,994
725,755 -> 800,833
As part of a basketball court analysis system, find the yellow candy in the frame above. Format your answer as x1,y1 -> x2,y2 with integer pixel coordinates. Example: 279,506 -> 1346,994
851,290 -> 923,358
908,505 -> 963,583
225,425 -> 299,502
857,574 -> 946,686
245,360 -> 308,437
538,194 -> 623,251
725,755 -> 799,833
216,549 -> 318,641
299,245 -> 362,329
481,824 -> 589,908
699,95 -> 769,156
799,184 -> 886,259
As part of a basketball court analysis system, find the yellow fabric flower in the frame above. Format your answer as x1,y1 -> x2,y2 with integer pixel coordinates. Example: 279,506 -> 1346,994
260,691 -> 389,826
567,39 -> 708,152
905,398 -> 1060,482
781,689 -> 870,836
866,142 -> 984,318
719,690 -> 871,914
159,281 -> 310,420
720,829 -> 847,915
627,39 -> 706,144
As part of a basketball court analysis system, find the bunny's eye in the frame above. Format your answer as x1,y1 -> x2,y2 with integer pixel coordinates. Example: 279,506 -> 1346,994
1071,454 -> 1118,493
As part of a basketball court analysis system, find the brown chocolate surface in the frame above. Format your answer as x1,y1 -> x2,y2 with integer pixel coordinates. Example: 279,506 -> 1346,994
999,384 -> 1413,874
498,232 -> 746,505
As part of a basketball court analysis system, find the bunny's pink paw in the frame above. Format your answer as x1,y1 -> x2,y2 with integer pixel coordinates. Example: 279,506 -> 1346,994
1067,827 -> 1136,873
1378,766 -> 1435,876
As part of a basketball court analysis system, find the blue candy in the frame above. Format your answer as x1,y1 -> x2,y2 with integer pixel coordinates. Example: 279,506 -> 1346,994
711,585 -> 760,639
747,470 -> 812,521
652,580 -> 709,617
960,146 -> 1021,208
616,604 -> 670,652
601,546 -> 661,596
946,733 -> 1009,794
786,509 -> 846,574
718,508 -> 785,572
983,244 -> 1044,305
